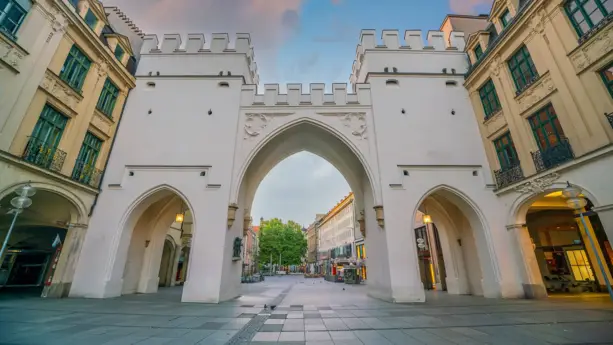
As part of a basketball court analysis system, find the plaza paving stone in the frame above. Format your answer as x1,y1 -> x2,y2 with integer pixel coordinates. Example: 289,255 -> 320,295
1,276 -> 613,344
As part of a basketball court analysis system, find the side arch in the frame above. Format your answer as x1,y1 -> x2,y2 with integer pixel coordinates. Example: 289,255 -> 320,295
412,184 -> 501,296
0,181 -> 89,224
507,181 -> 602,226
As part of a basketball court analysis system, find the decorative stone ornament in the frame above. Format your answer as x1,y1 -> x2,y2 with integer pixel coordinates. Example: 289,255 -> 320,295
232,237 -> 243,261
227,203 -> 239,228
243,214 -> 252,237
373,205 -> 384,228
514,173 -> 560,195
358,211 -> 366,237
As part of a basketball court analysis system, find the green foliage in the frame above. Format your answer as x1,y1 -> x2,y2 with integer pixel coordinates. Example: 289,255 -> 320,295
258,218 -> 307,266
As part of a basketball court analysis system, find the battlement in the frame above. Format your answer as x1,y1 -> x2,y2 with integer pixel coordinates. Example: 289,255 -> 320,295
240,83 -> 371,107
140,33 -> 258,84
350,29 -> 467,84
104,6 -> 144,38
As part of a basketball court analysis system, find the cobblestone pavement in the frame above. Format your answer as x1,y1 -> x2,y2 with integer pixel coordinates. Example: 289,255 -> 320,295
1,276 -> 613,344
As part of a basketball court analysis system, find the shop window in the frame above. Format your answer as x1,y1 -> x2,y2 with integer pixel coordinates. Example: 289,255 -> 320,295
566,249 -> 596,281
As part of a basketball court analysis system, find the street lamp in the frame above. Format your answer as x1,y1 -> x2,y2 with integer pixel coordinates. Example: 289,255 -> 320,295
562,182 -> 613,300
0,184 -> 36,261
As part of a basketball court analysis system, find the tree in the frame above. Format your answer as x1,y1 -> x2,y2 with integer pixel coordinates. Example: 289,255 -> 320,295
258,218 -> 307,266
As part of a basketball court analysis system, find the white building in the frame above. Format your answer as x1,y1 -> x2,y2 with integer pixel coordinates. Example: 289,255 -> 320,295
69,28 -> 560,304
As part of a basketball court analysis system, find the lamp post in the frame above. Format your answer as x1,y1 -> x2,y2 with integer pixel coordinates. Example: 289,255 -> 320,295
562,182 -> 613,301
0,184 -> 36,261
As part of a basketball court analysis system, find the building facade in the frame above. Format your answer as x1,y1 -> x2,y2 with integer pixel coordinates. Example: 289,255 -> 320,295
462,0 -> 613,297
0,0 -> 139,297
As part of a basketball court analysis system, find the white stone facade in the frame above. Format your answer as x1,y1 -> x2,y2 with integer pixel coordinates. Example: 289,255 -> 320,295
70,29 -> 537,303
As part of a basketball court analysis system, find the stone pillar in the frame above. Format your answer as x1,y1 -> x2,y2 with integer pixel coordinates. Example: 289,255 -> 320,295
43,223 -> 88,298
179,234 -> 192,284
170,245 -> 182,286
506,224 -> 547,299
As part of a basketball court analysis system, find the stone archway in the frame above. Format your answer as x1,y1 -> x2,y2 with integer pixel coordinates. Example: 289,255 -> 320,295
507,179 -> 613,298
0,183 -> 88,297
413,186 -> 496,297
230,118 -> 386,301
158,235 -> 177,287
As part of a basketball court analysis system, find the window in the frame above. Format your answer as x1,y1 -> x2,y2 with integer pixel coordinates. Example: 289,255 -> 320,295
600,62 -> 613,98
69,0 -> 78,7
494,132 -> 519,169
500,9 -> 512,28
528,104 -> 566,150
24,105 -> 68,168
473,44 -> 483,61
84,9 -> 97,30
60,45 -> 91,91
565,0 -> 611,37
478,79 -> 502,119
96,78 -> 119,117
0,0 -> 31,37
566,249 -> 595,281
507,45 -> 539,92
114,44 -> 124,62
72,132 -> 103,185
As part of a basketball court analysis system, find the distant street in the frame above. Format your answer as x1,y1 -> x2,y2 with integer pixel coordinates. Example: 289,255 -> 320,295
1,275 -> 613,344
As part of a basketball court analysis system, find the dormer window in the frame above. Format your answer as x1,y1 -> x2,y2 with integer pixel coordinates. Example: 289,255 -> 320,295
114,44 -> 124,61
500,9 -> 512,28
473,44 -> 484,61
69,0 -> 78,8
84,9 -> 98,30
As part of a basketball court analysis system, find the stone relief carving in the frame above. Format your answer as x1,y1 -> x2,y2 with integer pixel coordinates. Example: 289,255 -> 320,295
484,110 -> 507,139
243,113 -> 293,139
40,71 -> 82,111
489,54 -> 502,77
516,73 -> 555,114
514,172 -> 560,194
0,40 -> 24,70
316,112 -> 368,140
570,25 -> 612,73
96,61 -> 108,78
528,8 -> 547,39
91,112 -> 112,136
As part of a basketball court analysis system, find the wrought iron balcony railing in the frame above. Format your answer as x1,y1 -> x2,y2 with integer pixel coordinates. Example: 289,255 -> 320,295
71,160 -> 103,188
531,138 -> 575,173
494,163 -> 524,189
22,137 -> 66,173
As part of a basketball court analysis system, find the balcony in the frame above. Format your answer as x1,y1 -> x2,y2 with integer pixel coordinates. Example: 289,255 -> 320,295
494,163 -> 524,189
71,161 -> 103,188
531,138 -> 575,173
22,137 -> 66,173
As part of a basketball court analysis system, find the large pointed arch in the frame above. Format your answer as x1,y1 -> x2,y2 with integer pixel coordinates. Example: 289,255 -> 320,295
233,117 -> 379,214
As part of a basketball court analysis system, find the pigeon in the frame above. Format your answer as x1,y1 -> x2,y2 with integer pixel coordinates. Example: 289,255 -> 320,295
264,304 -> 267,309
342,288 -> 345,291
270,305 -> 277,310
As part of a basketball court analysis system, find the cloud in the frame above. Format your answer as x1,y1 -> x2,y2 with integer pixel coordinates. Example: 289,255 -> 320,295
449,0 -> 493,14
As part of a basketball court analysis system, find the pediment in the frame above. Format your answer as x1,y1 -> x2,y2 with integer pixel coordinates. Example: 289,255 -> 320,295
489,0 -> 509,19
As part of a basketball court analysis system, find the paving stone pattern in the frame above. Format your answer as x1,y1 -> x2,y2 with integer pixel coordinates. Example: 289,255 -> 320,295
1,276 -> 613,344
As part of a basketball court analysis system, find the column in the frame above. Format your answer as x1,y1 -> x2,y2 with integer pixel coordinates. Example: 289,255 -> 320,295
170,245 -> 182,286
42,223 -> 88,298
506,224 -> 547,299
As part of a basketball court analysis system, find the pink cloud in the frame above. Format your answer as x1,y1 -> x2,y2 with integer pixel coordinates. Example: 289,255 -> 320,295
449,0 -> 494,14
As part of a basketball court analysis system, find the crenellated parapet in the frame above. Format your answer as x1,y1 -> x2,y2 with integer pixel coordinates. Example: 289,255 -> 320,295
140,33 -> 259,84
104,6 -> 145,38
240,83 -> 371,107
351,29 -> 467,84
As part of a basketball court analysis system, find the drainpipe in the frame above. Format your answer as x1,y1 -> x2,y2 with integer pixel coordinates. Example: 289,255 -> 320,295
88,87 -> 133,217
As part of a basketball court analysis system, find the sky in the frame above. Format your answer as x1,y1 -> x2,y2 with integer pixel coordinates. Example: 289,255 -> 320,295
103,0 -> 494,226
